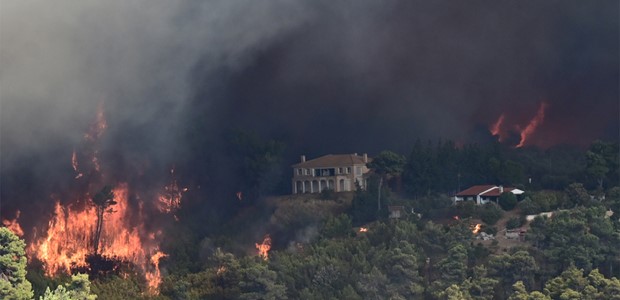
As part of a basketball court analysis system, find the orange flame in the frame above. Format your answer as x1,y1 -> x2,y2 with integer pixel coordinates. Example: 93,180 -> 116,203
71,150 -> 83,179
157,168 -> 187,213
516,102 -> 548,148
359,227 -> 368,232
2,210 -> 24,237
145,250 -> 167,292
490,114 -> 506,142
472,223 -> 482,234
26,106 -> 171,293
255,235 -> 272,260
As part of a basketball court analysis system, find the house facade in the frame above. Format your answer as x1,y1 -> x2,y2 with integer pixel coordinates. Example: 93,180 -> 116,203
454,185 -> 524,205
291,153 -> 371,194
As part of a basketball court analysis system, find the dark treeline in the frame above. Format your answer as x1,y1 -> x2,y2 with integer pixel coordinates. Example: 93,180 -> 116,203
4,138 -> 620,299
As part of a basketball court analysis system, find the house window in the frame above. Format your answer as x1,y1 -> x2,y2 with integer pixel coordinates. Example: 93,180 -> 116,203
338,167 -> 343,174
297,169 -> 302,175
346,167 -> 351,174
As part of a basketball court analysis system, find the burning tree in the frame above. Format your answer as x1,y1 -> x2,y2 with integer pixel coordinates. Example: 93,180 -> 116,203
92,185 -> 116,255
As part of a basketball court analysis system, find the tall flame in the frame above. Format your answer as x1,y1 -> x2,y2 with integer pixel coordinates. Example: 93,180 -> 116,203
255,235 -> 272,260
516,102 -> 548,148
25,105 -> 175,293
29,186 -> 152,275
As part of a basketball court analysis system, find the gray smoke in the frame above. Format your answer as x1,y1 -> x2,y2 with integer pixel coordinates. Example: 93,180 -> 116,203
1,1 -> 618,218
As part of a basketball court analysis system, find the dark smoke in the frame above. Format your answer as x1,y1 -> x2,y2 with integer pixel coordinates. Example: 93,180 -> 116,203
2,1 -> 618,229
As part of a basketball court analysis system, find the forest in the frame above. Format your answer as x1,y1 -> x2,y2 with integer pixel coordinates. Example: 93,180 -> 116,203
1,138 -> 619,300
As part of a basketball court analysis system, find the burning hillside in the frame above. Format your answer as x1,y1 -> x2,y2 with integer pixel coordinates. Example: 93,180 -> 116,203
489,101 -> 549,148
11,106 -> 186,294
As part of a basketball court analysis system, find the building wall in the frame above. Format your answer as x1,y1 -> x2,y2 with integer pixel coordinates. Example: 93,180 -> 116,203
292,164 -> 369,194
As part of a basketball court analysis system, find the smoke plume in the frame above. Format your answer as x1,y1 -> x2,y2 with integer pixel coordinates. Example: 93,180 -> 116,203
1,0 -> 618,224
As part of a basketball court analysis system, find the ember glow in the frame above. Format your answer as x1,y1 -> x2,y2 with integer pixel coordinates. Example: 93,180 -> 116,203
359,227 -> 368,232
2,210 -> 24,237
157,168 -> 188,214
516,102 -> 548,148
255,235 -> 272,260
472,223 -> 482,234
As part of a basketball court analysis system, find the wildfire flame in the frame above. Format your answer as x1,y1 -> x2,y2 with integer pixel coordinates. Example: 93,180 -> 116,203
25,105 -> 176,293
145,250 -> 167,291
472,223 -> 482,234
359,227 -> 368,232
28,185 -> 164,288
71,150 -> 83,179
489,101 -> 549,148
2,210 -> 24,237
157,168 -> 188,213
490,114 -> 506,142
516,102 -> 548,148
255,235 -> 272,260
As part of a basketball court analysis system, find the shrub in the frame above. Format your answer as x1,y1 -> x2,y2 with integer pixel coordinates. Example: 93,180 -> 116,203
498,192 -> 518,211
518,197 -> 540,215
479,203 -> 503,225
506,217 -> 523,229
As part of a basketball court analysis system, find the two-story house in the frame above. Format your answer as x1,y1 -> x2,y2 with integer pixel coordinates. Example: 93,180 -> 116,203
292,153 -> 371,194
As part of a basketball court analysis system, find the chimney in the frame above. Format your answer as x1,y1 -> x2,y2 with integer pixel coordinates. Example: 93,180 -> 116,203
363,153 -> 368,163
499,185 -> 504,193
353,152 -> 358,156
300,155 -> 306,163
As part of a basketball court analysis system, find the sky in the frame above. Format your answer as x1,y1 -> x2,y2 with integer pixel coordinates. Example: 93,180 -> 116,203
1,0 -> 618,217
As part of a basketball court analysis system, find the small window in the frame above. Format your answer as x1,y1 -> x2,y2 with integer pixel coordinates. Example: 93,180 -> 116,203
297,169 -> 302,175
338,168 -> 343,174
346,167 -> 351,174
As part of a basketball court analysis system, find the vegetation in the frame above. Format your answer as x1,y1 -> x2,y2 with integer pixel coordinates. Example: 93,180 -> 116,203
0,228 -> 33,300
3,139 -> 620,299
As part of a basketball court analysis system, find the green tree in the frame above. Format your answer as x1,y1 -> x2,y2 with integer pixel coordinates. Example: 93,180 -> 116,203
40,273 -> 97,300
238,258 -> 287,300
508,281 -> 550,300
367,150 -> 406,211
499,192 -> 518,211
431,244 -> 468,297
586,140 -> 620,190
479,203 -> 503,225
462,265 -> 498,300
488,251 -> 539,295
564,183 -> 591,208
543,266 -> 620,300
229,130 -> 285,200
0,227 -> 33,300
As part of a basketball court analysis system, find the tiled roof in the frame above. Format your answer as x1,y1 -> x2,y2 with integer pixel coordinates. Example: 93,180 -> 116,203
481,187 -> 516,197
292,154 -> 370,168
456,185 -> 497,196
456,185 -> 519,197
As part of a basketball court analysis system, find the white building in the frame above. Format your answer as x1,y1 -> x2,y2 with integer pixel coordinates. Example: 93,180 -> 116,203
454,185 -> 524,205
